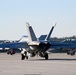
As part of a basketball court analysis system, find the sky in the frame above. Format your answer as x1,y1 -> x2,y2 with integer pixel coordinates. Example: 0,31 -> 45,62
0,0 -> 76,40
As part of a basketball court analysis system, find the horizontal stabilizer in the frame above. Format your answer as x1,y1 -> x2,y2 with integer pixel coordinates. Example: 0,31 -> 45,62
39,35 -> 47,41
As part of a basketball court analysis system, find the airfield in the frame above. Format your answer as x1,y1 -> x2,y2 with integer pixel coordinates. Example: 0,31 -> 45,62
0,53 -> 76,75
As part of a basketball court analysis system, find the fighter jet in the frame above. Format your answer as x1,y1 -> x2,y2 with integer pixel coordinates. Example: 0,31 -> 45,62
20,23 -> 58,60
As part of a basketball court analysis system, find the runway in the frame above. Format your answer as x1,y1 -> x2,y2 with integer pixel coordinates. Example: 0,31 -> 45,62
0,53 -> 76,75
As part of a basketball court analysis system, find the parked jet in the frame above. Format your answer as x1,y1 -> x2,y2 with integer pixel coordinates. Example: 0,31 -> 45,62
50,39 -> 76,55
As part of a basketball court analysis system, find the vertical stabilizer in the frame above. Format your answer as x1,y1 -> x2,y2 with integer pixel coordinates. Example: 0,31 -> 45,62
26,22 -> 37,42
45,23 -> 57,41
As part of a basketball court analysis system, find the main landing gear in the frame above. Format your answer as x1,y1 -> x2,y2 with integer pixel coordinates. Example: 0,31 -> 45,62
39,52 -> 48,60
67,50 -> 75,56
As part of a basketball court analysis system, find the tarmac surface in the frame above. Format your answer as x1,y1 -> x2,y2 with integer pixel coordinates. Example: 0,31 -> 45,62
0,53 -> 76,75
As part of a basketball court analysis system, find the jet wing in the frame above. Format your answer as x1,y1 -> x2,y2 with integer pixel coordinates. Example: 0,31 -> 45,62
0,42 -> 28,48
50,42 -> 74,49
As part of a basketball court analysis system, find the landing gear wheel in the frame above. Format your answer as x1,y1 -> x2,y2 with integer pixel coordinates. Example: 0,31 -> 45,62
25,56 -> 28,59
67,50 -> 75,56
45,53 -> 48,60
67,51 -> 70,55
71,51 -> 75,56
21,54 -> 25,60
